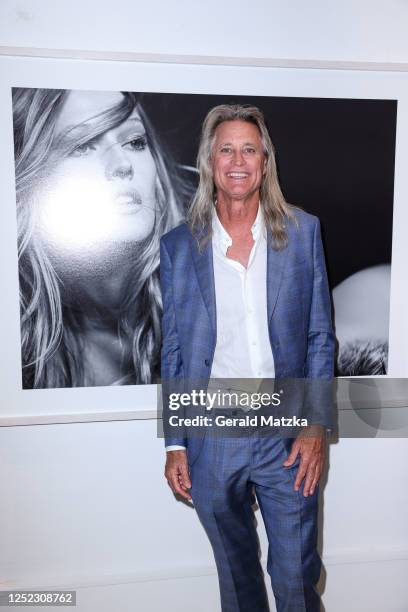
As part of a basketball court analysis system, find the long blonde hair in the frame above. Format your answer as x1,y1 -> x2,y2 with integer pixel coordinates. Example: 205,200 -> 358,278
187,104 -> 296,249
13,88 -> 187,388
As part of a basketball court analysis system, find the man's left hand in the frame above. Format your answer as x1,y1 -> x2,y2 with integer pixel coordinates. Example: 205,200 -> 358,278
283,425 -> 326,497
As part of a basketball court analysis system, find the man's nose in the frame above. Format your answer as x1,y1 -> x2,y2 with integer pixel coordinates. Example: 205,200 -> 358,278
105,148 -> 134,180
232,150 -> 245,165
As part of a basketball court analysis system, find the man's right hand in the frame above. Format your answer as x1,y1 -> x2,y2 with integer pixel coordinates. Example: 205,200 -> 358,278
165,450 -> 192,501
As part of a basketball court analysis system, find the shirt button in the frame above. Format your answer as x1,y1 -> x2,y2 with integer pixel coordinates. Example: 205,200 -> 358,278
252,341 -> 256,346
204,359 -> 210,367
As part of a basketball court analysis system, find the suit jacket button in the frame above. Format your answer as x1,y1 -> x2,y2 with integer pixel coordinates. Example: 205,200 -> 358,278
205,359 -> 210,367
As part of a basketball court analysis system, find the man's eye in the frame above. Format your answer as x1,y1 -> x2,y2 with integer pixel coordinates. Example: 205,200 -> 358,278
69,141 -> 97,157
220,147 -> 232,154
243,147 -> 256,154
127,136 -> 147,151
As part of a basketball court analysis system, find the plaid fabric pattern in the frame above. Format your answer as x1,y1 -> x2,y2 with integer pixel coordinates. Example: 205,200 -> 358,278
160,208 -> 335,459
190,431 -> 321,611
160,208 -> 334,611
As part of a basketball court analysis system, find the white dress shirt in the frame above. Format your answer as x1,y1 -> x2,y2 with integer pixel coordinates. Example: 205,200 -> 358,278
166,205 -> 275,451
210,204 -> 275,380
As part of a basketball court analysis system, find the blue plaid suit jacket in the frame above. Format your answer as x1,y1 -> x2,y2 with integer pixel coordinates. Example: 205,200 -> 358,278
160,208 -> 335,465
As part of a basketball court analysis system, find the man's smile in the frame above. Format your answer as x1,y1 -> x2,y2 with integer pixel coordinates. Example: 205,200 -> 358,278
226,172 -> 250,179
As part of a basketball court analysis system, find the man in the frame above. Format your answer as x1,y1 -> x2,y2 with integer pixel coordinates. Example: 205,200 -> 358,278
160,104 -> 335,612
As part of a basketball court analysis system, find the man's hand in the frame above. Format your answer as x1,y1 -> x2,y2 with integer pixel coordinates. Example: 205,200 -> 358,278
165,450 -> 192,501
283,425 -> 326,497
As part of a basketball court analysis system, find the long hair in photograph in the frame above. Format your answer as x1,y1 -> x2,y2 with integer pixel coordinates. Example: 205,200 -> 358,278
13,88 -> 188,388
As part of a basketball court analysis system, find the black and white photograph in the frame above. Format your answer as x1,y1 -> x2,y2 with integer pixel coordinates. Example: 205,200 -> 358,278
12,88 -> 397,388
12,88 -> 195,389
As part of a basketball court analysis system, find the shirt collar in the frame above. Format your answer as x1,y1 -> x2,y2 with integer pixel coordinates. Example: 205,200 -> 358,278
250,204 -> 264,241
212,204 -> 265,254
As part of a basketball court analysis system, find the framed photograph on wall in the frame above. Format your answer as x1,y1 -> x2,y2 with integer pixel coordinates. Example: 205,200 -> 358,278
0,54 -> 407,425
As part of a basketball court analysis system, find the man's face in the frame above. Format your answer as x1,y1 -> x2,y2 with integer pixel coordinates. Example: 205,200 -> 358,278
211,120 -> 266,202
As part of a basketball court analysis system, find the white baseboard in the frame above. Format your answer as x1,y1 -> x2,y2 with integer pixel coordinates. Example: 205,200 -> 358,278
3,548 -> 408,591
2,553 -> 408,612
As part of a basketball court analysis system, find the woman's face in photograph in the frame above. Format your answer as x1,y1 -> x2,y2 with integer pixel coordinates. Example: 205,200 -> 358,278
36,90 -> 158,251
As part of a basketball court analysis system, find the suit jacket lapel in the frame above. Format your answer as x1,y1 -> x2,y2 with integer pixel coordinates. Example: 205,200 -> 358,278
189,224 -> 285,330
267,229 -> 288,321
189,228 -> 217,334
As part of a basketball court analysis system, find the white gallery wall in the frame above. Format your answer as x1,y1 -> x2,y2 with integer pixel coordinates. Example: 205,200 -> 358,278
1,2 -> 408,611
0,0 -> 408,65
1,422 -> 407,612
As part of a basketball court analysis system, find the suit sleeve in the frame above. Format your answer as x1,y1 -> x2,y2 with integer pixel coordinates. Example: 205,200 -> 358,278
160,238 -> 187,448
304,218 -> 336,430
